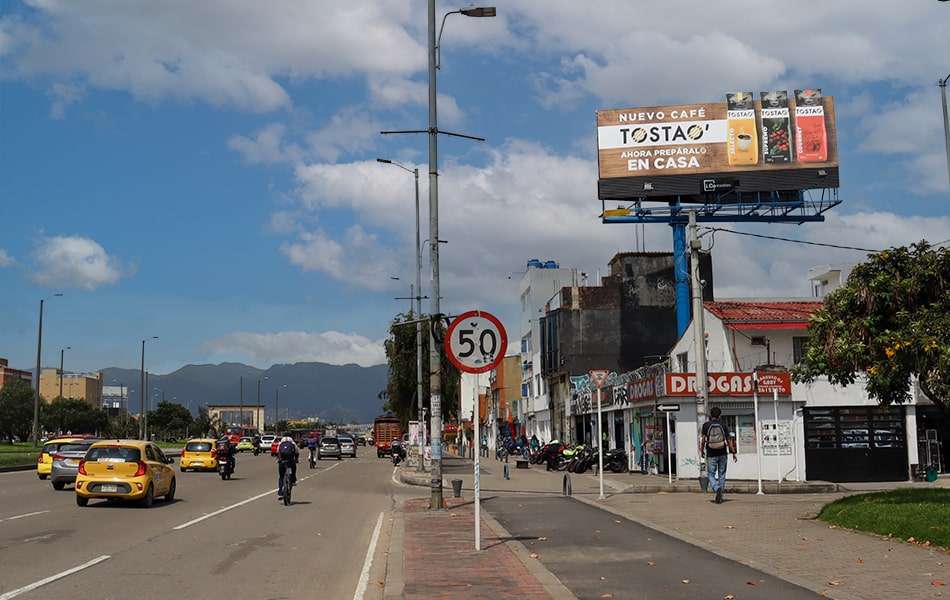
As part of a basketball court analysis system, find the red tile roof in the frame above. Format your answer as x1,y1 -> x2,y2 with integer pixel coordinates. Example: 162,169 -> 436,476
705,300 -> 823,330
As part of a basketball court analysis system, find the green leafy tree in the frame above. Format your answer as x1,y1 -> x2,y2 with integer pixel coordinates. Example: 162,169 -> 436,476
383,313 -> 459,425
106,413 -> 138,439
793,241 -> 950,414
193,405 -> 212,437
41,398 -> 109,436
0,379 -> 35,442
148,400 -> 194,441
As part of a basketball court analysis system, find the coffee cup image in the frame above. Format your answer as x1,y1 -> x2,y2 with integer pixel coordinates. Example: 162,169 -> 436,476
737,132 -> 753,151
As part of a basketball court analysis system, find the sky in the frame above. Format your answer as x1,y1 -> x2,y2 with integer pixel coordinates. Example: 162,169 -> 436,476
1,0 -> 949,377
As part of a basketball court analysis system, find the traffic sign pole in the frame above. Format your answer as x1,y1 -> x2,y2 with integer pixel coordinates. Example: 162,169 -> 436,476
590,370 -> 609,500
445,310 -> 507,551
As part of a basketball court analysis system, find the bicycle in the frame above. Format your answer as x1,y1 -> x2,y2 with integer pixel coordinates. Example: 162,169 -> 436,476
308,450 -> 316,469
281,461 -> 293,505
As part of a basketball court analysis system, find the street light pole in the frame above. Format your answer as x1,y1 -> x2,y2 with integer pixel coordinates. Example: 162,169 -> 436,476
139,336 -> 157,439
426,0 -> 496,510
380,156 -> 428,474
257,377 -> 267,432
59,346 -> 70,399
940,73 -> 950,193
32,293 -> 62,446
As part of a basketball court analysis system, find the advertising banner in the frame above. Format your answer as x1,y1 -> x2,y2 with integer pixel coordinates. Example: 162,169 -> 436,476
597,90 -> 838,199
664,372 -> 792,396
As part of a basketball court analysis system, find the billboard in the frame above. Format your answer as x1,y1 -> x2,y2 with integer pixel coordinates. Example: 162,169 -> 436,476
597,90 -> 838,200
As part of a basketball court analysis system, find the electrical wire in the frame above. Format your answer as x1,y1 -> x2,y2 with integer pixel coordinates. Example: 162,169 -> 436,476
703,227 -> 881,253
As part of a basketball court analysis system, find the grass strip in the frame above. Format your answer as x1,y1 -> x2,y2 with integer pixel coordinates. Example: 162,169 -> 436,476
819,488 -> 950,550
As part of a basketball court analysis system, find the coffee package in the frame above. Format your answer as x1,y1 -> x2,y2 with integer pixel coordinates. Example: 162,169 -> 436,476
760,91 -> 792,164
726,92 -> 758,166
794,89 -> 828,162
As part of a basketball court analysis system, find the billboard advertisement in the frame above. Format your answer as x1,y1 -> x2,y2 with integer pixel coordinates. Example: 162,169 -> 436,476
597,90 -> 838,200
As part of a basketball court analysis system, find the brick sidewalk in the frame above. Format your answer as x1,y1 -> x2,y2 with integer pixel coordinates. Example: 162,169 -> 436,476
400,497 -> 554,600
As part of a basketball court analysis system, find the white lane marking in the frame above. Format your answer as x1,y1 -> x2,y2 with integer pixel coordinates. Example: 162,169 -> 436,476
0,555 -> 110,600
173,466 -> 337,530
0,510 -> 49,523
352,512 -> 384,600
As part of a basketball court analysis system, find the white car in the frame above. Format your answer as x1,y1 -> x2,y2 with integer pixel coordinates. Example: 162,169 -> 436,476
339,435 -> 357,458
259,434 -> 276,449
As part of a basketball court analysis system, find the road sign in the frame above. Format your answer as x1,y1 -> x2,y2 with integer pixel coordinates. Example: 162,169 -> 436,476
656,403 -> 680,412
589,370 -> 610,389
445,310 -> 508,374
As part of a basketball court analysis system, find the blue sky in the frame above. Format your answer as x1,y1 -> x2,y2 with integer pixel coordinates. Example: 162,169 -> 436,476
2,0 -> 949,376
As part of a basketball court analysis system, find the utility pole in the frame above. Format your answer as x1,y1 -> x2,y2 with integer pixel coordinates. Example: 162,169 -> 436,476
689,211 -> 708,447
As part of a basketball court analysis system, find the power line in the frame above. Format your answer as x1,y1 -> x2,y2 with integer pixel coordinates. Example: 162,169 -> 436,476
705,228 -> 880,253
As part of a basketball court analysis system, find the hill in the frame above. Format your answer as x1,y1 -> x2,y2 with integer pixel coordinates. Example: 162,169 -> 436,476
100,361 -> 388,424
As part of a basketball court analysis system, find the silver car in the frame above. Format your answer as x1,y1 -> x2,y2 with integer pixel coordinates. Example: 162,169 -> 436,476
318,437 -> 341,460
50,439 -> 99,490
339,435 -> 356,458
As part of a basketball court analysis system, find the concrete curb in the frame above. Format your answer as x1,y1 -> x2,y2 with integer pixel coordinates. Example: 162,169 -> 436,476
383,506 -> 405,600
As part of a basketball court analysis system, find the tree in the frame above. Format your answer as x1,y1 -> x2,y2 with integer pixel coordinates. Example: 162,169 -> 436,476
41,398 -> 109,436
383,313 -> 460,426
793,241 -> 950,414
0,380 -> 35,442
148,400 -> 194,441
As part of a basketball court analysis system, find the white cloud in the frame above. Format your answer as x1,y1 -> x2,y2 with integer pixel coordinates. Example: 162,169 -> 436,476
202,330 -> 386,368
0,248 -> 15,267
279,225 -> 399,291
29,235 -> 130,290
2,0 -> 422,113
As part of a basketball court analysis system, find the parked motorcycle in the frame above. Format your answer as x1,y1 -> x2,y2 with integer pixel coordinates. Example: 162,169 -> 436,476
604,448 -> 629,473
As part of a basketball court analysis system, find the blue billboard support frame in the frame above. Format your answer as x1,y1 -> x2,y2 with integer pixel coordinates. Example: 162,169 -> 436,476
672,223 -> 690,338
603,187 -> 840,339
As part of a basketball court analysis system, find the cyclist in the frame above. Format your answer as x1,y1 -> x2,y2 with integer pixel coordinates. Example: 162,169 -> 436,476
276,432 -> 299,500
306,431 -> 319,466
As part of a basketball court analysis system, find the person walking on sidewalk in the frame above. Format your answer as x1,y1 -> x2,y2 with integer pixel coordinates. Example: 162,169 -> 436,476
700,407 -> 737,504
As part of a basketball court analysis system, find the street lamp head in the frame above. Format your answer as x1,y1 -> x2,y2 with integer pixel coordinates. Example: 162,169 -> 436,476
460,7 -> 496,17
377,158 -> 392,164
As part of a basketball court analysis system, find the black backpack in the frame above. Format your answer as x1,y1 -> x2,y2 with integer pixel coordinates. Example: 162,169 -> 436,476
278,440 -> 296,459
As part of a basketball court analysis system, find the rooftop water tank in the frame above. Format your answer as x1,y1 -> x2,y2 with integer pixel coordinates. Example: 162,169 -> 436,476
543,260 -> 559,269
527,259 -> 542,269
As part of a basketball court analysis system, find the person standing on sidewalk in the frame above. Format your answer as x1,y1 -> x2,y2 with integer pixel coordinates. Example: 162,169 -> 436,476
700,407 -> 737,504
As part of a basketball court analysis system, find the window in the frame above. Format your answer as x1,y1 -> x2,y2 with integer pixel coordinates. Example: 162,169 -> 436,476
793,336 -> 809,364
676,352 -> 688,373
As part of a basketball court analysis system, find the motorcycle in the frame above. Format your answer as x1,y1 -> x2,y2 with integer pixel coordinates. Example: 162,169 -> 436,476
217,454 -> 233,480
603,448 -> 629,473
252,438 -> 261,456
391,441 -> 406,466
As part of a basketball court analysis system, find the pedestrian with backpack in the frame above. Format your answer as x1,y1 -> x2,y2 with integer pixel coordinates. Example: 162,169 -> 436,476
700,407 -> 737,504
276,432 -> 299,500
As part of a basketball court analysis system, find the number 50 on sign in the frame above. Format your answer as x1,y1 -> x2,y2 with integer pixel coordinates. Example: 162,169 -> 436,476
445,310 -> 508,374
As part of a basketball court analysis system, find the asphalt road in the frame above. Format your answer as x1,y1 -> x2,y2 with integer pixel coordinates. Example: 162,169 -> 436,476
0,449 -> 415,600
483,495 -> 825,600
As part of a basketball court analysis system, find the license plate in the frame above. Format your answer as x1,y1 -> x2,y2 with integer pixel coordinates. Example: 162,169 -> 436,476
191,461 -> 203,466
101,484 -> 118,493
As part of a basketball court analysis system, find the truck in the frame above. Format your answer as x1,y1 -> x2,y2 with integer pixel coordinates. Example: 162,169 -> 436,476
373,414 -> 402,458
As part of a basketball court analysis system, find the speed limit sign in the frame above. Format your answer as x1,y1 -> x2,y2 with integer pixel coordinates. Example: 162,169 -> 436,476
445,310 -> 508,374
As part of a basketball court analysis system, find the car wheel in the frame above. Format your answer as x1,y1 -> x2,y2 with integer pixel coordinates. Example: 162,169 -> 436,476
164,478 -> 176,502
38,473 -> 48,480
76,495 -> 88,507
337,455 -> 342,461
179,466 -> 187,472
318,454 -> 322,460
52,481 -> 65,491
139,484 -> 154,508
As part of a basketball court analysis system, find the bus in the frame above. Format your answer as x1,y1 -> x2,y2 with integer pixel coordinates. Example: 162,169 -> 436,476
224,425 -> 259,445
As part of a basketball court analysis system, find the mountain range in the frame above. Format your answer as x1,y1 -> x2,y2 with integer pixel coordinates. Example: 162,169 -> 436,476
99,362 -> 389,425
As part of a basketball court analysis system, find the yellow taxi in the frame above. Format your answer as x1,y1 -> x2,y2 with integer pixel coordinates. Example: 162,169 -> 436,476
37,436 -> 90,480
178,438 -> 218,471
75,440 -> 176,508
